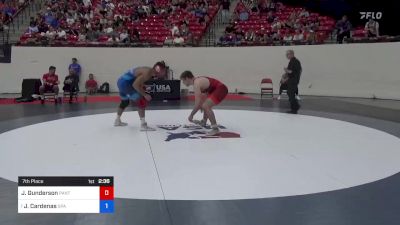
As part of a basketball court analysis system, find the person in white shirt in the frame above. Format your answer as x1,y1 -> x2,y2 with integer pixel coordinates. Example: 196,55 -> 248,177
365,19 -> 379,37
173,35 -> 185,45
271,18 -> 282,30
171,24 -> 180,37
45,27 -> 56,40
83,0 -> 92,7
299,9 -> 309,18
293,29 -> 304,41
283,33 -> 293,42
104,25 -> 113,34
119,30 -> 129,43
108,36 -> 120,43
57,28 -> 67,40
27,22 -> 39,34
78,32 -> 86,42
66,14 -> 75,26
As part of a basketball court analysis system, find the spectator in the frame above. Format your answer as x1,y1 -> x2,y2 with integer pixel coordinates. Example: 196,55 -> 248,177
18,0 -> 25,7
271,18 -> 283,30
56,27 -> 67,40
39,66 -> 60,98
171,23 -> 180,37
78,29 -> 87,42
108,35 -> 119,43
365,18 -> 379,37
180,23 -> 190,36
283,32 -> 293,43
293,29 -> 304,41
299,8 -> 309,18
63,69 -> 79,103
44,26 -> 57,40
225,22 -> 235,34
130,28 -> 140,42
266,11 -> 275,23
173,34 -> 185,45
68,58 -> 82,79
82,0 -> 92,8
119,29 -> 129,43
235,27 -> 245,40
220,0 -> 230,23
66,13 -> 75,26
245,29 -> 255,42
85,73 -> 98,95
27,22 -> 39,34
336,15 -> 351,44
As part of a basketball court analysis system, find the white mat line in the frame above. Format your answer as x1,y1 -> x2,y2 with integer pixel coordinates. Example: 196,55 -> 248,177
145,131 -> 175,225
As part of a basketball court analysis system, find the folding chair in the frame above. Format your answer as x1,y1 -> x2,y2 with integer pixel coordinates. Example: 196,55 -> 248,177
260,78 -> 273,98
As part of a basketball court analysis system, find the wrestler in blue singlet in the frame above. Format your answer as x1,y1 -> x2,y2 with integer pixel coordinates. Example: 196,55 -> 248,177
117,67 -> 141,101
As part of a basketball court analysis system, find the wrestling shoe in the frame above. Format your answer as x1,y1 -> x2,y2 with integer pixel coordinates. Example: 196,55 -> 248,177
206,128 -> 220,136
140,123 -> 156,131
192,119 -> 207,127
114,118 -> 128,126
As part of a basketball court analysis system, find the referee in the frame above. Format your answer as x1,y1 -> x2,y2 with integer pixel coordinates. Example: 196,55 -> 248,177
284,50 -> 302,114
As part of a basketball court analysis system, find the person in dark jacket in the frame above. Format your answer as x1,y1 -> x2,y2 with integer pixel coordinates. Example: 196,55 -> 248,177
284,49 -> 302,114
63,69 -> 79,103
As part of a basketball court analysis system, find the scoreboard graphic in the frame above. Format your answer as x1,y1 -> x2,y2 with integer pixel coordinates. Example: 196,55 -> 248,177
18,176 -> 114,213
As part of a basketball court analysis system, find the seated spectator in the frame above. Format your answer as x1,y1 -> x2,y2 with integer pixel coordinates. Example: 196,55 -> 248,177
180,23 -> 190,36
119,29 -> 130,43
235,28 -> 245,40
245,29 -> 255,42
299,8 -> 309,18
173,34 -> 185,45
282,32 -> 293,43
56,27 -> 67,40
130,28 -> 140,42
293,29 -> 304,42
336,15 -> 352,43
18,0 -> 25,7
271,18 -> 283,30
83,0 -> 92,8
39,66 -> 60,98
305,29 -> 316,44
27,22 -> 39,34
225,22 -> 236,34
63,69 -> 79,103
85,73 -> 98,95
107,35 -> 120,43
78,30 -> 87,42
258,2 -> 268,15
365,18 -> 379,37
267,0 -> 277,12
66,13 -> 75,26
44,27 -> 57,40
266,11 -> 275,23
171,23 -> 180,37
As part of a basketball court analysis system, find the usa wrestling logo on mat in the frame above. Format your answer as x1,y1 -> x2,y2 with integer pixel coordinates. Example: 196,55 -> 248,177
157,124 -> 241,142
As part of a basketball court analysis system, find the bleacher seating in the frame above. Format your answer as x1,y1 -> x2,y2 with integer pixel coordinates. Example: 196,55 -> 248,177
219,0 -> 336,46
18,0 -> 219,46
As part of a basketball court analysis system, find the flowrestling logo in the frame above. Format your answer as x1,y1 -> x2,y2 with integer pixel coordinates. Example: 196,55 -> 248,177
360,12 -> 383,20
157,124 -> 241,141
